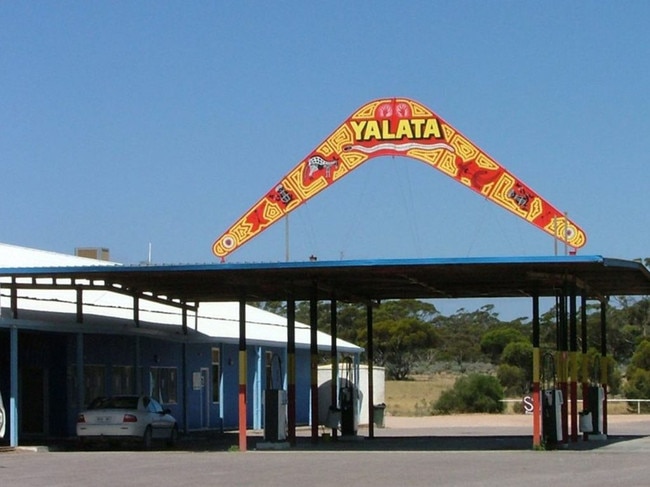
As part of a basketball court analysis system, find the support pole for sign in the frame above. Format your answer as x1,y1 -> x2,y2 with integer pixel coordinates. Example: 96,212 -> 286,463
309,285 -> 319,443
287,296 -> 296,446
238,297 -> 247,452
532,294 -> 541,448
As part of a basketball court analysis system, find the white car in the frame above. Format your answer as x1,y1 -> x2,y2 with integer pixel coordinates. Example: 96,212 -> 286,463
76,395 -> 178,449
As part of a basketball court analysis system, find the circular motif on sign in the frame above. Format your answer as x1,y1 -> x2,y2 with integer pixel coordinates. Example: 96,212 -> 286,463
395,102 -> 411,117
565,226 -> 576,240
221,235 -> 236,250
376,102 -> 393,118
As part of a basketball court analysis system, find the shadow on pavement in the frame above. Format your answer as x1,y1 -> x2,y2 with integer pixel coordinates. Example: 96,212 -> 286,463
9,431 -> 650,453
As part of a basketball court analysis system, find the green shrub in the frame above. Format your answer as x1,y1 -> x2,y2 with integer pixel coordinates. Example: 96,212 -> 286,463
624,368 -> 650,412
497,363 -> 526,396
433,373 -> 505,414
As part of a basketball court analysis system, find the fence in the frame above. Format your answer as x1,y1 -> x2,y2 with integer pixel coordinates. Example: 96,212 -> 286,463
607,398 -> 650,414
503,398 -> 650,414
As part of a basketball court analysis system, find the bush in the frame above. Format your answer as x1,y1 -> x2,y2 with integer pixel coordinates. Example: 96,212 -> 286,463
624,367 -> 650,412
497,363 -> 526,396
433,373 -> 505,414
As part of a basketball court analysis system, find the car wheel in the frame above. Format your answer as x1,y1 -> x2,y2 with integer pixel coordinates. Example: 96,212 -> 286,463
167,425 -> 178,448
142,426 -> 153,450
78,437 -> 89,451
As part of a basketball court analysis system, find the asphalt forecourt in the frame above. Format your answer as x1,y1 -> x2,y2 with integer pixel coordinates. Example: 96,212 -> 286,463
2,415 -> 650,487
2,436 -> 650,487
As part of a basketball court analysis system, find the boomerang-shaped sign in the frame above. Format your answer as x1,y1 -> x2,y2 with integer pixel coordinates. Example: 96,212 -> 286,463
213,98 -> 586,259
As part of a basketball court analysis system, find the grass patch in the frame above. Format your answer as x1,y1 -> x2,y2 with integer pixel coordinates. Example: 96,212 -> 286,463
385,373 -> 637,416
385,373 -> 457,416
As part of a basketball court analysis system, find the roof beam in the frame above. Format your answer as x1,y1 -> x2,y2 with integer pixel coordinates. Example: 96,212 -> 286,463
5,280 -> 198,314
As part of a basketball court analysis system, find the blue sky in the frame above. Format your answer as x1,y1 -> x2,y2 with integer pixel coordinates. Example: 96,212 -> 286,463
2,2 -> 649,317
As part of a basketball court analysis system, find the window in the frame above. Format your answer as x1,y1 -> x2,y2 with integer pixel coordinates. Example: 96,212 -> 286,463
89,396 -> 139,410
84,365 -> 106,405
111,366 -> 135,395
150,367 -> 177,404
147,397 -> 164,413
211,348 -> 220,403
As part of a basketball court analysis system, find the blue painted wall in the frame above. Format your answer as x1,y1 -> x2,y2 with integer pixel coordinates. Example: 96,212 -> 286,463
0,327 -> 343,441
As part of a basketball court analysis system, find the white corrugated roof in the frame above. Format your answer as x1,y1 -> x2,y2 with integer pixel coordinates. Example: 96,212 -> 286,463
0,242 -> 120,267
0,243 -> 361,353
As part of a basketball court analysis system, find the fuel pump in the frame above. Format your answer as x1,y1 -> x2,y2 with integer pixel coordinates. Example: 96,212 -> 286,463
263,353 -> 287,442
587,356 -> 605,437
541,352 -> 563,447
339,356 -> 357,436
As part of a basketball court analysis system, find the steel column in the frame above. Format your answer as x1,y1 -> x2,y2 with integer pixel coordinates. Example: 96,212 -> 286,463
76,286 -> 83,323
366,303 -> 374,439
581,294 -> 589,437
330,298 -> 338,439
76,333 -> 84,411
10,325 -> 18,447
600,299 -> 608,435
557,289 -> 569,445
238,297 -> 247,452
287,297 -> 296,445
569,288 -> 578,442
309,286 -> 319,442
532,294 -> 541,447
11,279 -> 17,319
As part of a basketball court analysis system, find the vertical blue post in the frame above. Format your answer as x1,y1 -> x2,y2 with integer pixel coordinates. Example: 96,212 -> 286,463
10,325 -> 18,447
253,346 -> 262,430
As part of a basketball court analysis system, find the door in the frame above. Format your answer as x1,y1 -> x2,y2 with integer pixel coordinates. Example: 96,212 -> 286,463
20,367 -> 48,436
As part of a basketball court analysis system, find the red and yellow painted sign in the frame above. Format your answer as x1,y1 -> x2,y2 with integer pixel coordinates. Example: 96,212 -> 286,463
212,98 -> 586,259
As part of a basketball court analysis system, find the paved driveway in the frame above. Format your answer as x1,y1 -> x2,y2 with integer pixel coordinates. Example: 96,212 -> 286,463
2,415 -> 650,487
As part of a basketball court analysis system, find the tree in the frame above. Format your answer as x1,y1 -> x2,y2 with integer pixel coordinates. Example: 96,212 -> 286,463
358,317 -> 438,380
433,374 -> 505,414
374,299 -> 439,323
480,326 -> 527,364
624,340 -> 650,411
495,341 -> 533,395
497,364 -> 526,396
436,305 -> 501,369
579,347 -> 621,395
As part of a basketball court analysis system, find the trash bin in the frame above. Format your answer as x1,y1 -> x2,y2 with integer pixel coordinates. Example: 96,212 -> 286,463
579,411 -> 593,433
373,403 -> 386,428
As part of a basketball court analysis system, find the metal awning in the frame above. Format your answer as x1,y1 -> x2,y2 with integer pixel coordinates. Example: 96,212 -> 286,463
2,255 -> 649,305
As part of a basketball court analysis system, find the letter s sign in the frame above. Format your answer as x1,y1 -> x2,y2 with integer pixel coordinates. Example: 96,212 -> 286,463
522,395 -> 534,414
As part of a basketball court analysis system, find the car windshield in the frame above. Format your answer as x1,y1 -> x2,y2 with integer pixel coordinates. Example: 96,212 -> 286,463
88,396 -> 139,410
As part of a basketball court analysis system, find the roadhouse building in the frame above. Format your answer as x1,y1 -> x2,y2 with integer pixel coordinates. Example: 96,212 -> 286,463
0,243 -> 362,445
